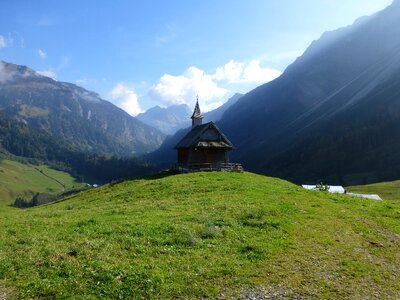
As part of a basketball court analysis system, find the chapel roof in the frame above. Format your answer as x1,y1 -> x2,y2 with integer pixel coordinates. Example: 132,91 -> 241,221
174,122 -> 233,149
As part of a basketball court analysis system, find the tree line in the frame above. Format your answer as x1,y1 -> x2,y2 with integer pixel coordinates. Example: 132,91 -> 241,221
0,116 -> 157,184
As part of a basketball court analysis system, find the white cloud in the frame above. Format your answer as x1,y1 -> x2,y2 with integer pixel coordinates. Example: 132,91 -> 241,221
0,35 -> 6,48
0,61 -> 14,82
242,60 -> 282,83
204,101 -> 224,112
213,60 -> 244,83
149,66 -> 228,108
0,61 -> 41,82
37,69 -> 57,79
0,34 -> 13,49
213,59 -> 282,84
110,83 -> 143,116
148,60 -> 281,111
38,49 -> 47,59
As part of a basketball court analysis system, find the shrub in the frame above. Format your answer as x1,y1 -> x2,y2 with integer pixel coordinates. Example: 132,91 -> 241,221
316,182 -> 329,192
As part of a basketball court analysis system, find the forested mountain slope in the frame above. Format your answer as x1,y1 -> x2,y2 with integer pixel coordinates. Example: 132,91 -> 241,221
0,61 -> 165,156
217,0 -> 400,185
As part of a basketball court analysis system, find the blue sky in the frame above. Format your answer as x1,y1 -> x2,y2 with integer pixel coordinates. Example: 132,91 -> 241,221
0,0 -> 393,115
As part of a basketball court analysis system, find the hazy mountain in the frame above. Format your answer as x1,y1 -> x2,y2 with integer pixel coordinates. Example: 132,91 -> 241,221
0,61 -> 165,157
136,104 -> 192,135
203,93 -> 243,123
217,0 -> 400,185
137,93 -> 243,135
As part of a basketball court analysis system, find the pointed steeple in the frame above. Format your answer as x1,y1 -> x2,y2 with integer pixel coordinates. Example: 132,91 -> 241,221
191,96 -> 203,127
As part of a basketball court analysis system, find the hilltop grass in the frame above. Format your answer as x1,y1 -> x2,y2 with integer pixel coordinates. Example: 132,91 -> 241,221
0,159 -> 83,205
348,180 -> 400,201
0,172 -> 399,299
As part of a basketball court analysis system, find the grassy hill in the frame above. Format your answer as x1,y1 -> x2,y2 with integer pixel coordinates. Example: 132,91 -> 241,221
0,159 -> 84,205
348,180 -> 400,201
0,172 -> 399,299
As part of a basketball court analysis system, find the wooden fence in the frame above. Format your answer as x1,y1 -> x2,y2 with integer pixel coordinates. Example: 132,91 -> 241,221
173,163 -> 243,172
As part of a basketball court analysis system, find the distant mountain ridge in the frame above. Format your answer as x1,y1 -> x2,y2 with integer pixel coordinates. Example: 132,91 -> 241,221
137,104 -> 192,135
203,93 -> 243,124
137,93 -> 243,135
216,0 -> 400,185
0,61 -> 165,156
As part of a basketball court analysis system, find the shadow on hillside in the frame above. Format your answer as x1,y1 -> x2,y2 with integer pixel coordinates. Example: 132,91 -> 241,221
108,170 -> 178,186
140,170 -> 179,180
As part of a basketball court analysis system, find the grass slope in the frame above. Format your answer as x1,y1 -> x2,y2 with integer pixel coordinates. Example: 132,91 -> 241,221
0,172 -> 399,299
348,180 -> 400,201
0,159 -> 83,204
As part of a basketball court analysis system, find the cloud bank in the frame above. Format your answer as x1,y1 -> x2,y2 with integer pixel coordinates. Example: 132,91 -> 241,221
149,66 -> 228,111
214,60 -> 282,83
110,83 -> 143,116
149,60 -> 281,111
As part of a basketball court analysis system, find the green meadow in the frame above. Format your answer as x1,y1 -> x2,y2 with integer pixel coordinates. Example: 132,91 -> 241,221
348,180 -> 400,202
0,159 -> 83,205
0,172 -> 399,299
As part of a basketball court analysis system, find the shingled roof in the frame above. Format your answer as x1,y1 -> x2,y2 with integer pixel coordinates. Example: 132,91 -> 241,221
174,122 -> 233,149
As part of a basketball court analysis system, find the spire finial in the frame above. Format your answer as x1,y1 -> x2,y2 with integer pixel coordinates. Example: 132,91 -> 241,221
191,96 -> 203,127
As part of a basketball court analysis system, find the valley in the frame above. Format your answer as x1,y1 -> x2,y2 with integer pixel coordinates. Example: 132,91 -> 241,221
0,158 -> 84,205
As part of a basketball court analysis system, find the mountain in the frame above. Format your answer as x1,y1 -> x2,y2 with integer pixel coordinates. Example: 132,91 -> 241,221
0,61 -> 165,157
137,93 -> 243,135
203,93 -> 243,123
217,1 -> 400,185
0,116 -> 157,184
136,104 -> 192,135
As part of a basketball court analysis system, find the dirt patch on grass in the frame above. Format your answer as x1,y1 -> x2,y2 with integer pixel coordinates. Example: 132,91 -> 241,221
0,287 -> 14,300
219,283 -> 302,300
230,285 -> 302,300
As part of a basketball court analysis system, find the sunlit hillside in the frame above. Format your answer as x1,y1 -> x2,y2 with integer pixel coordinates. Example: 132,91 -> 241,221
1,172 -> 399,299
0,158 -> 83,205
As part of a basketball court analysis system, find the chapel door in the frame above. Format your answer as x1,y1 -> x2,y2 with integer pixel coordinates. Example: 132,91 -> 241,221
205,149 -> 215,165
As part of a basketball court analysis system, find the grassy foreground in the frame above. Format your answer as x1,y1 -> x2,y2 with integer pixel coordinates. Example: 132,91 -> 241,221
0,159 -> 83,205
0,172 -> 399,299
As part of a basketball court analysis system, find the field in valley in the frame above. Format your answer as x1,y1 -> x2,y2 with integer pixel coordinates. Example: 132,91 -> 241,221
348,180 -> 400,202
0,158 -> 83,205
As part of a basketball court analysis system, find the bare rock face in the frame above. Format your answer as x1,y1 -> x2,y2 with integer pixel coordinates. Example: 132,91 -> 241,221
0,61 -> 165,156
